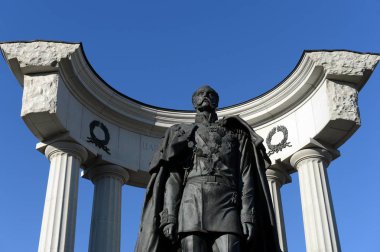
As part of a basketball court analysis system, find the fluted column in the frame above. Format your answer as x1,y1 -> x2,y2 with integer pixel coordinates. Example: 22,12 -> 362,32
266,165 -> 291,252
290,148 -> 341,252
38,142 -> 87,252
84,164 -> 129,252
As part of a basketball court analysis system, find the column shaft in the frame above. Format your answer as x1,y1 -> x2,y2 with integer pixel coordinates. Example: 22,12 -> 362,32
266,167 -> 290,252
268,179 -> 287,252
291,148 -> 341,252
38,142 -> 87,252
85,165 -> 129,252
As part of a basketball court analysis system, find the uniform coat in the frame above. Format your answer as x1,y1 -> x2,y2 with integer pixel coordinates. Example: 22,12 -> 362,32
135,116 -> 281,252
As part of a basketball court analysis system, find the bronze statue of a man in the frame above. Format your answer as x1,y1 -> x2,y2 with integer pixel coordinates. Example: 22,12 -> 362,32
135,86 -> 280,252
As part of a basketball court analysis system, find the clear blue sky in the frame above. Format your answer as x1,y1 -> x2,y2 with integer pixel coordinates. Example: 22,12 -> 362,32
1,1 -> 379,251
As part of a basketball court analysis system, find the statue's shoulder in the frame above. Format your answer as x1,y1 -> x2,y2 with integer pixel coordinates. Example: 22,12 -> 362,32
223,116 -> 264,146
168,122 -> 195,132
166,123 -> 196,139
222,116 -> 248,134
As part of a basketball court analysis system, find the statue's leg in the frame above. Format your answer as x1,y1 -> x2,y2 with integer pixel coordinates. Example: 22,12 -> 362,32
181,233 -> 208,252
212,234 -> 241,252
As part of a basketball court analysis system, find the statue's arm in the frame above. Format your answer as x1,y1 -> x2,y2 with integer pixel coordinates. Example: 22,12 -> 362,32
239,134 -> 256,241
160,170 -> 183,228
239,134 -> 256,224
159,169 -> 183,242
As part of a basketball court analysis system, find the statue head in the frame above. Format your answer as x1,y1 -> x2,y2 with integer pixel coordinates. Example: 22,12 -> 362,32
192,85 -> 219,112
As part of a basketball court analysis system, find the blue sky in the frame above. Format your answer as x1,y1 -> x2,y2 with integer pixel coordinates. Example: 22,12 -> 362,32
1,1 -> 380,251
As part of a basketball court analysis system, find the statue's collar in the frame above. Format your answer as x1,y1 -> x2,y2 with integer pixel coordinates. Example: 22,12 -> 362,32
195,111 -> 218,124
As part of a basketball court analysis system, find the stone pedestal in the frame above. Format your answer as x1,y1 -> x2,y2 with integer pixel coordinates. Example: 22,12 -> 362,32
290,148 -> 341,252
84,164 -> 129,252
266,165 -> 291,252
38,142 -> 87,252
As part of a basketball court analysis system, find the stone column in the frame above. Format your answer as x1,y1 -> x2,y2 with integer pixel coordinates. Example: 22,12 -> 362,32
266,165 -> 291,252
290,148 -> 341,252
38,142 -> 88,252
84,164 -> 129,252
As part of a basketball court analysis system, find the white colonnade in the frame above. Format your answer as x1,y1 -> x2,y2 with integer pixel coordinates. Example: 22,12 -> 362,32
1,41 -> 379,252
39,145 -> 130,252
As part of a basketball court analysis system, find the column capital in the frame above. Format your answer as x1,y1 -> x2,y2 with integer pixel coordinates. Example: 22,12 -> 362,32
266,164 -> 291,186
290,148 -> 334,169
83,164 -> 129,184
45,141 -> 88,162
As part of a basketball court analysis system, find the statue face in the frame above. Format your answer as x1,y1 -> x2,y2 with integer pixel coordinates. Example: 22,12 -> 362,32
192,86 -> 219,111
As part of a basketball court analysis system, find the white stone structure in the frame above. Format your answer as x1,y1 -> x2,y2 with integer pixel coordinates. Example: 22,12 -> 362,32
1,41 -> 379,252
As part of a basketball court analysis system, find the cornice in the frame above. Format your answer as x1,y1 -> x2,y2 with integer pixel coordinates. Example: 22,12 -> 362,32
1,41 -> 379,137
2,41 -> 380,186
66,45 -> 323,131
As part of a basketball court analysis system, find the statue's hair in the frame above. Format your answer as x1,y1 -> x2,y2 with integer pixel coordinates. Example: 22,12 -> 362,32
192,85 -> 219,109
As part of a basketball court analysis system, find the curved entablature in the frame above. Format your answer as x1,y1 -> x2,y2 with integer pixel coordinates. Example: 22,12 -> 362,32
1,40 -> 379,187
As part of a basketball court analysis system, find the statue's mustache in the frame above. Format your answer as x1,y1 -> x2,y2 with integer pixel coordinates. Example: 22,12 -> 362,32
198,97 -> 212,106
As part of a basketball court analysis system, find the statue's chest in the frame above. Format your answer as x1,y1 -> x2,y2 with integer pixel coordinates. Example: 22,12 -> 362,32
194,124 -> 238,157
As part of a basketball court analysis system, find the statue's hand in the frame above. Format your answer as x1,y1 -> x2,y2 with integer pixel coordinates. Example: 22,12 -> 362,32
242,222 -> 254,241
163,223 -> 177,242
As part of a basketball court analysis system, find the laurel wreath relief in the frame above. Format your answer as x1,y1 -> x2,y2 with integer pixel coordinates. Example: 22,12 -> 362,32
265,125 -> 292,156
87,120 -> 111,154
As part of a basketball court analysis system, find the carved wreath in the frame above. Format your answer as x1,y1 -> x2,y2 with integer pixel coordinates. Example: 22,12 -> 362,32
266,125 -> 292,156
87,120 -> 111,154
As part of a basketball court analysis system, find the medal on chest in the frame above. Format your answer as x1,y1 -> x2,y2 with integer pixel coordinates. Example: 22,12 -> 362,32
194,123 -> 235,174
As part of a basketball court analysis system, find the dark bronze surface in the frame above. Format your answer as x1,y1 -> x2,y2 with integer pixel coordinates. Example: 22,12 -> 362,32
135,86 -> 281,252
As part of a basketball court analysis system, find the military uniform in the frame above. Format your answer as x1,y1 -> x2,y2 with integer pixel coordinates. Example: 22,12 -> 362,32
160,119 -> 256,237
135,116 -> 280,252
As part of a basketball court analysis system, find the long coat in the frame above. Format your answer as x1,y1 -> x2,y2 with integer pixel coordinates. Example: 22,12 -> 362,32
135,116 -> 282,252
